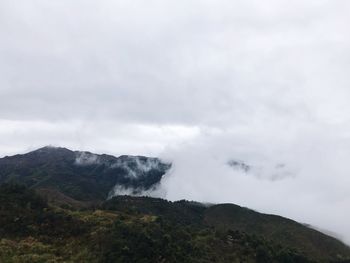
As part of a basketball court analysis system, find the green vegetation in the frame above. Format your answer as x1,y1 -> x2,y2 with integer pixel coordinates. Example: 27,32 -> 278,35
1,184 -> 350,262
0,147 -> 170,202
204,204 -> 350,261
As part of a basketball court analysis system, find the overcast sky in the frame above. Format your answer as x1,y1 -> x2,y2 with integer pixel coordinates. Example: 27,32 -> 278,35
1,0 -> 350,243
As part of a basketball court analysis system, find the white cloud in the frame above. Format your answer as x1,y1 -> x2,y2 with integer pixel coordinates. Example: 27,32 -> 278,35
159,125 -> 350,244
0,119 -> 199,157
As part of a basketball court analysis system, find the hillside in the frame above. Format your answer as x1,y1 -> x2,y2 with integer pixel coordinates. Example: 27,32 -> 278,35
0,146 -> 170,202
1,184 -> 350,262
1,148 -> 350,262
204,204 -> 350,261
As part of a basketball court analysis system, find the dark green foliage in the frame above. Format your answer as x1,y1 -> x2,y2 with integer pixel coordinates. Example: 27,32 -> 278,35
1,184 -> 350,262
204,204 -> 350,261
0,147 -> 170,202
102,196 -> 206,225
97,218 -> 197,262
0,183 -> 47,210
0,184 -> 87,238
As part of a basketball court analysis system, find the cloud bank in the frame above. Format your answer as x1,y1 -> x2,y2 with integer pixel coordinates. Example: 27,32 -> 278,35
158,125 -> 350,244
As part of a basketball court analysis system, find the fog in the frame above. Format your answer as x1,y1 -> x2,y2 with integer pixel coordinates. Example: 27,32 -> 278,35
159,125 -> 350,243
1,0 -> 350,244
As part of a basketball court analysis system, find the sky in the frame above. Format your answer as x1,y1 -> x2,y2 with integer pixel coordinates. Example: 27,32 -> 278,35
1,0 -> 350,243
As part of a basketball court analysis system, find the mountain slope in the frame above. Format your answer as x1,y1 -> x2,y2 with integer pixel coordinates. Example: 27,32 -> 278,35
102,196 -> 350,262
204,204 -> 350,261
0,146 -> 170,202
1,148 -> 350,262
1,184 -> 350,262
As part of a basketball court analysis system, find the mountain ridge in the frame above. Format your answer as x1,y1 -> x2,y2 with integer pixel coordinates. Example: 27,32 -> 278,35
1,147 -> 350,262
0,146 -> 171,202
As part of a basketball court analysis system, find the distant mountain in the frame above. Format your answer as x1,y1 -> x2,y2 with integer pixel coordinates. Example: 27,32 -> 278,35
227,159 -> 294,181
227,159 -> 251,172
0,146 -> 171,202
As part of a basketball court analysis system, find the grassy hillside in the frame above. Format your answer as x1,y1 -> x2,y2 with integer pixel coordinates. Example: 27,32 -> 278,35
1,183 -> 350,262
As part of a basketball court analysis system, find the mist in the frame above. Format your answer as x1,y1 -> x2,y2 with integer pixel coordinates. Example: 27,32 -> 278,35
157,125 -> 350,244
1,0 -> 350,246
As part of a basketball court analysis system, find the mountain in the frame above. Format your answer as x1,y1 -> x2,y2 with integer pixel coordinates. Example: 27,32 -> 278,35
1,184 -> 350,262
0,146 -> 171,202
204,204 -> 350,261
1,147 -> 350,262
